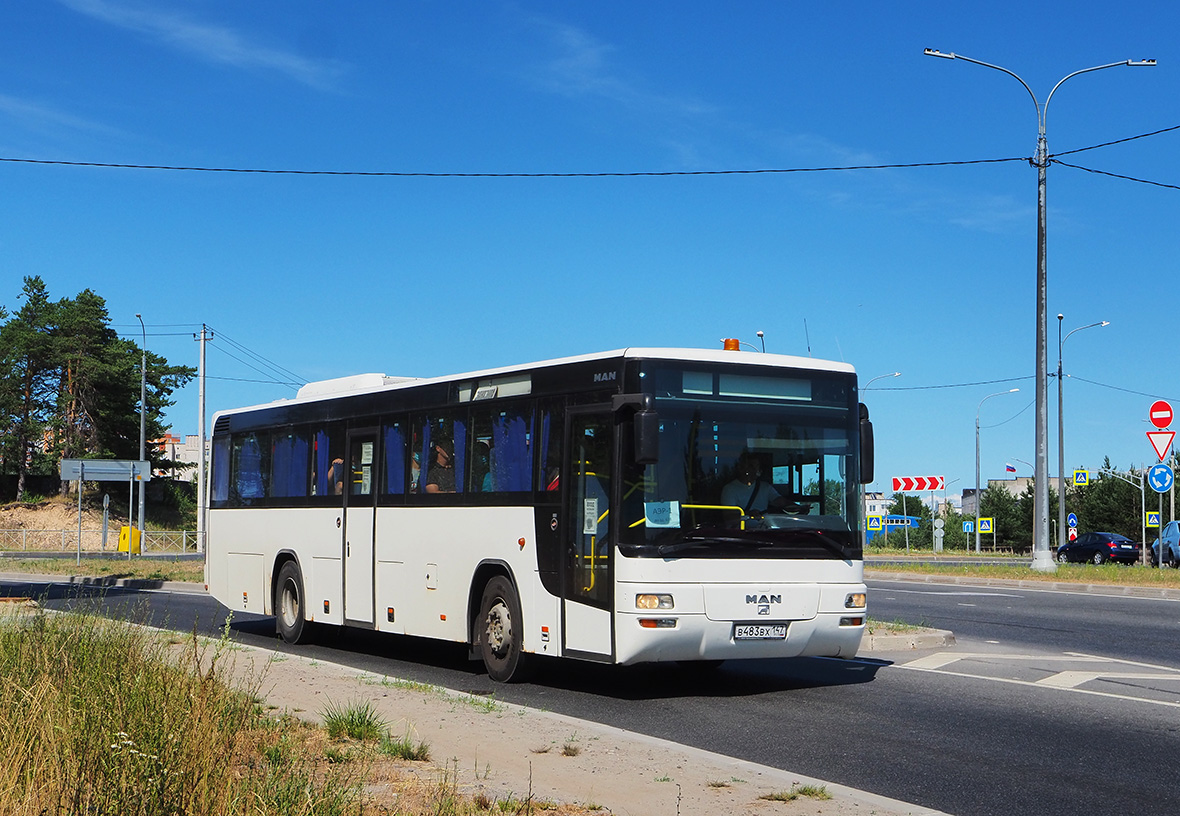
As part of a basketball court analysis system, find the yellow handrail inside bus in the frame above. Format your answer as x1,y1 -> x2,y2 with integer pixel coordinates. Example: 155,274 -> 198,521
628,504 -> 747,530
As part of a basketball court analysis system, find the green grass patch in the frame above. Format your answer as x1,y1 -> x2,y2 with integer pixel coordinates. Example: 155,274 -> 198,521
379,731 -> 431,762
759,783 -> 833,802
321,700 -> 387,742
0,555 -> 205,583
867,560 -> 1180,589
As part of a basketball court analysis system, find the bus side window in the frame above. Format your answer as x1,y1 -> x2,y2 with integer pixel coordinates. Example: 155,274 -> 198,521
269,430 -> 310,499
537,400 -> 563,493
232,433 -> 267,504
382,421 -> 406,495
211,436 -> 230,505
312,424 -> 346,496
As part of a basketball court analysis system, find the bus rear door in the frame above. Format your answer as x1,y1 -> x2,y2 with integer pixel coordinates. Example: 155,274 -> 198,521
344,429 -> 377,625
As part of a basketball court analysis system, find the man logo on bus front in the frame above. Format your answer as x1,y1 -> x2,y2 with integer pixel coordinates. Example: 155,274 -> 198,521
747,594 -> 780,616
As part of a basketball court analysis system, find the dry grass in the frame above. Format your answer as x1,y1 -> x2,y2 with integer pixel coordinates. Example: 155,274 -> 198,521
0,607 -> 600,815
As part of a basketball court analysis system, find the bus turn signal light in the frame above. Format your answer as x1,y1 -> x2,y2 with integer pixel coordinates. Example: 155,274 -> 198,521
638,618 -> 677,629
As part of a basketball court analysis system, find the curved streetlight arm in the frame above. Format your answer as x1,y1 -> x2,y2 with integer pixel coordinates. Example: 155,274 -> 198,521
1045,61 -> 1156,134
924,50 -> 1154,140
924,49 -> 1040,122
863,371 -> 901,391
1061,320 -> 1109,351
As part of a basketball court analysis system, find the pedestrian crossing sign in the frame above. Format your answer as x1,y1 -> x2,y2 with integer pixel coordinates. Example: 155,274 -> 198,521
1147,511 -> 1161,528
979,517 -> 994,534
1073,469 -> 1089,486
867,515 -> 884,531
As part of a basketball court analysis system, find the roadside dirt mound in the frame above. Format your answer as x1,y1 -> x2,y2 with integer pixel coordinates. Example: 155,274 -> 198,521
0,495 -> 132,552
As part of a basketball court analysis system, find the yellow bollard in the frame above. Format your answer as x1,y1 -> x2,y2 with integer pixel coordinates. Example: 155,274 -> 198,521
117,526 -> 141,554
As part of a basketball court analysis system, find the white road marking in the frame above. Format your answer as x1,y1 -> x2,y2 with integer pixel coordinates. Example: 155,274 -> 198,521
899,651 -> 1180,709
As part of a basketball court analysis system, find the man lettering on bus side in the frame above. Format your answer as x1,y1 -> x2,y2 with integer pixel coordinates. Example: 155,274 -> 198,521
424,438 -> 456,493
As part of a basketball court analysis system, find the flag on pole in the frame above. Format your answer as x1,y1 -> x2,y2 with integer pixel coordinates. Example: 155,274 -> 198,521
1005,463 -> 1017,473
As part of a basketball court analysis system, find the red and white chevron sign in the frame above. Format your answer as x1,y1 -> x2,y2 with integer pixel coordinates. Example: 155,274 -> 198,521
892,476 -> 946,492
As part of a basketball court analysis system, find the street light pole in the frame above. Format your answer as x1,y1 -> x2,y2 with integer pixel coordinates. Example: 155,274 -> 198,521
925,49 -> 1153,572
1057,314 -> 1109,552
976,388 -> 1019,554
135,314 -> 146,549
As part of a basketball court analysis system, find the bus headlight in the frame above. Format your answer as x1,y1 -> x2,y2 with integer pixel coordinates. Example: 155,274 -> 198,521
844,592 -> 866,609
636,593 -> 674,610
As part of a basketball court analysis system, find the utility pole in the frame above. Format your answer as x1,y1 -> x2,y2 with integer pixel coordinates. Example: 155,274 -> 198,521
195,325 -> 212,554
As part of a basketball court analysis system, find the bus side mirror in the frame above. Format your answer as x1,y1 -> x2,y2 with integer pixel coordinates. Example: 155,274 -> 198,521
859,403 -> 874,484
612,392 -> 660,465
634,409 -> 659,465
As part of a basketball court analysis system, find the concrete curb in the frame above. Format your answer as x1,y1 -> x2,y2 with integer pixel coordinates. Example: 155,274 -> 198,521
0,572 -> 206,595
860,627 -> 956,652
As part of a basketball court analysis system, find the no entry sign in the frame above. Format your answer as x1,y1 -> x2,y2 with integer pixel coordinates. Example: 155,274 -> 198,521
1150,399 -> 1173,429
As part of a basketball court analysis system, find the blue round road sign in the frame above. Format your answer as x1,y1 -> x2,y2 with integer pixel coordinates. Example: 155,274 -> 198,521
1067,512 -> 1078,528
1149,463 -> 1174,494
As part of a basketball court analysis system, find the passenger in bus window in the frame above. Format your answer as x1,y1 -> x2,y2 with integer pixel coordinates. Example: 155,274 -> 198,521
424,438 -> 456,493
327,457 -> 345,495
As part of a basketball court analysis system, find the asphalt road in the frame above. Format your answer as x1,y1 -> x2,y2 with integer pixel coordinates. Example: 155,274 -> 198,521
5,575 -> 1179,816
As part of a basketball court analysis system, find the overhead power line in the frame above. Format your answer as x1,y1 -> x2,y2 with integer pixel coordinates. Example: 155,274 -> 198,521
1053,160 -> 1180,191
0,155 -> 1027,177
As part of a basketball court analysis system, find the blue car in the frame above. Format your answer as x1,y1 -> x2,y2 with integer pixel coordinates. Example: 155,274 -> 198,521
1150,520 -> 1180,568
1055,531 -> 1141,565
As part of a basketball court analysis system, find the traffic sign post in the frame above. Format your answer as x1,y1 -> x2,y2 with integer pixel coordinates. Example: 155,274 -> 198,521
1146,400 -> 1175,566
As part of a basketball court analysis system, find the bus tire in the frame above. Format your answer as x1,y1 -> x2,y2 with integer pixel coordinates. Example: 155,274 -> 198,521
476,575 -> 530,683
276,560 -> 309,644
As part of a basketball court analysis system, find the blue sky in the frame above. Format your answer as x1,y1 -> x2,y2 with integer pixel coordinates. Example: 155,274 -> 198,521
3,1 -> 1179,505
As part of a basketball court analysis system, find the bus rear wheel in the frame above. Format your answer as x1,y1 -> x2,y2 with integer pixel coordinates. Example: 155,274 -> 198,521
276,560 -> 309,644
476,576 -> 530,683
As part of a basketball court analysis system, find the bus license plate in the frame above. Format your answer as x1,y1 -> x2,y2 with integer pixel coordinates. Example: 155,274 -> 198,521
734,623 -> 787,640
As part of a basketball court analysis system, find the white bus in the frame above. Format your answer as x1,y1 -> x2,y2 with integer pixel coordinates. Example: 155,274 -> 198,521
205,346 -> 874,681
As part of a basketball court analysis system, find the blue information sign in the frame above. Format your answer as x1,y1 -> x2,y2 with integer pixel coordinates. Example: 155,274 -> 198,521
1149,463 -> 1174,494
1067,512 -> 1078,528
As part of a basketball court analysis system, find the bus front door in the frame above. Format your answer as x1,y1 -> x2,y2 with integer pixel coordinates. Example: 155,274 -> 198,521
561,411 -> 614,660
344,430 -> 377,625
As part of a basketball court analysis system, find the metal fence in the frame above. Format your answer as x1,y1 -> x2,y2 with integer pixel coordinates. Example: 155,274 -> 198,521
0,529 -> 200,555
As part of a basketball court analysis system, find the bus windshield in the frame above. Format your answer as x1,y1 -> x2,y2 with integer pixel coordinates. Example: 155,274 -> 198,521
620,363 -> 862,560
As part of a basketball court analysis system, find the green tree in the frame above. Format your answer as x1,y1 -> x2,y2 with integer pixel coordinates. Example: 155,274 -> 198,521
1071,458 -> 1143,541
0,277 -> 58,499
0,280 -> 196,502
979,484 -> 1020,550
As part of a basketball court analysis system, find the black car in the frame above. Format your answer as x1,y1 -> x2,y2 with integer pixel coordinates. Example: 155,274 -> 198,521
1056,532 -> 1141,565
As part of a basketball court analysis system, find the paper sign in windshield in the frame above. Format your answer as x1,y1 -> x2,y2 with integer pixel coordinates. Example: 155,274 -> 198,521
645,501 -> 681,528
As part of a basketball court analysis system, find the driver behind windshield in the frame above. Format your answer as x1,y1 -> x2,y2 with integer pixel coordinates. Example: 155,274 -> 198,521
720,452 -> 786,516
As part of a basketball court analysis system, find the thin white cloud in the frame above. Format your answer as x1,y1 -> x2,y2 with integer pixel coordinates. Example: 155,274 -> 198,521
527,17 -> 713,118
0,93 -> 124,137
57,0 -> 343,90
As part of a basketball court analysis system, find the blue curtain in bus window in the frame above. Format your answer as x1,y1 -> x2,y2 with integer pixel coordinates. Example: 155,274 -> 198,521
270,434 -> 308,498
314,430 -> 330,496
384,424 -> 405,494
236,435 -> 265,499
491,411 -> 531,491
453,418 -> 466,494
211,437 -> 230,503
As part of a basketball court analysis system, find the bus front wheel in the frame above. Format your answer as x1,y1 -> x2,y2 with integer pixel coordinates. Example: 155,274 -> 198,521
276,560 -> 309,644
476,576 -> 530,683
